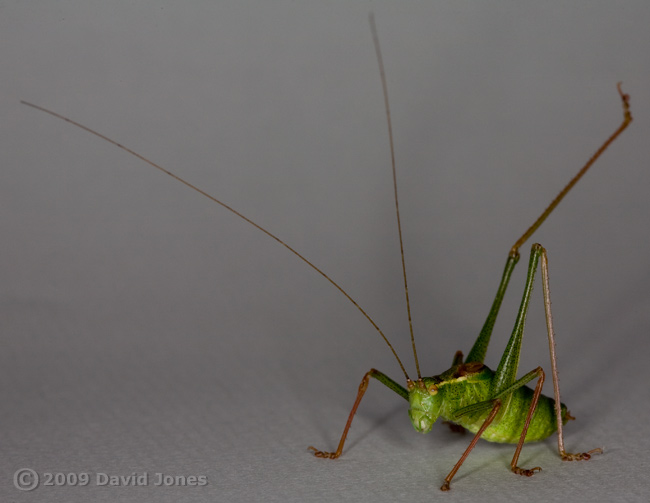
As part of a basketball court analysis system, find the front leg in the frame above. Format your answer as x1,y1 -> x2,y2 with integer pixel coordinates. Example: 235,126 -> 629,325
441,399 -> 502,491
308,368 -> 407,459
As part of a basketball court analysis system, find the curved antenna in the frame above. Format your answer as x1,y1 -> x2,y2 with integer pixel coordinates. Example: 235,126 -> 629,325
510,83 -> 633,257
369,15 -> 421,379
21,99 -> 411,381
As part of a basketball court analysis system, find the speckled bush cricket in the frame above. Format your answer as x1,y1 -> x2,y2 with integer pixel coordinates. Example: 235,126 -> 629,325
21,15 -> 632,491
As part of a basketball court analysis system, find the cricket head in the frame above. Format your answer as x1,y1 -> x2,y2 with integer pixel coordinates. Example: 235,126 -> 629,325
407,377 -> 443,433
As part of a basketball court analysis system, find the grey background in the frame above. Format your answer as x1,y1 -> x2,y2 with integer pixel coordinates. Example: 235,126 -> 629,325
1,1 -> 649,501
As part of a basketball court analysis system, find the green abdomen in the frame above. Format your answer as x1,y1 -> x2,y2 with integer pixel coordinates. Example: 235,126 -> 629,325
468,387 -> 565,443
441,369 -> 568,444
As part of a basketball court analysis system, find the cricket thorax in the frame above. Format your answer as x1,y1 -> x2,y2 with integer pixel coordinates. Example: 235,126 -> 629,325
408,363 -> 489,434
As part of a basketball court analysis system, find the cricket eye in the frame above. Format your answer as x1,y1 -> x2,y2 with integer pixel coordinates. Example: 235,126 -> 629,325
427,384 -> 438,395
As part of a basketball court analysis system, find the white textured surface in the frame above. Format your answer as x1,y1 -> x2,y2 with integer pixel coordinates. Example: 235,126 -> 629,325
2,1 -> 649,501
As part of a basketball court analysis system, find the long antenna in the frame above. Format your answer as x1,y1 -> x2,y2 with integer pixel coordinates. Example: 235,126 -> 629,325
21,99 -> 411,381
369,14 -> 421,379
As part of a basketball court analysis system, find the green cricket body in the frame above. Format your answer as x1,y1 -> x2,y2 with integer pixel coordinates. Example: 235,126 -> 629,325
303,73 -> 631,489
409,364 -> 568,443
20,18 -> 632,491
